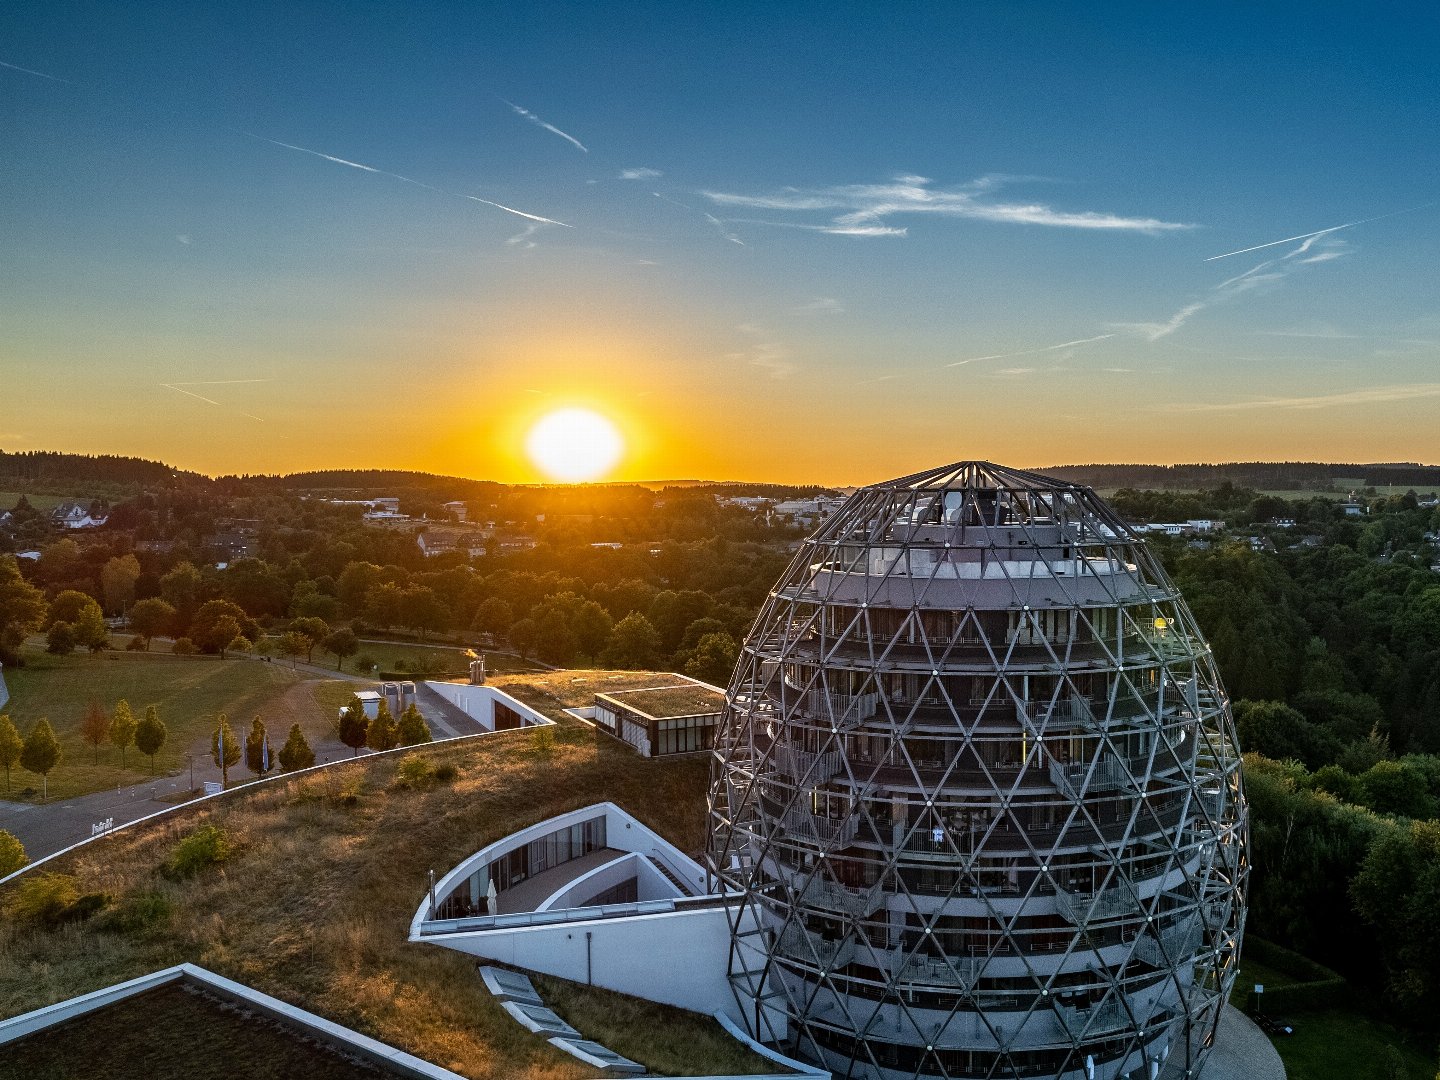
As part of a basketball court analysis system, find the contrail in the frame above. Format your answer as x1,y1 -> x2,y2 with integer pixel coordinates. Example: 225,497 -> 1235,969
168,378 -> 274,386
462,195 -> 571,227
944,333 -> 1115,367
247,132 -> 571,227
504,100 -> 589,153
0,59 -> 69,82
161,383 -> 266,422
1205,203 -> 1435,261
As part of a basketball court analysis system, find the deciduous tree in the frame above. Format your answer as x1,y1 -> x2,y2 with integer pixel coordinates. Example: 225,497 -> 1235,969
601,612 -> 662,670
322,627 -> 358,670
211,713 -> 240,786
135,705 -> 167,774
100,554 -> 141,615
291,617 -> 330,663
20,718 -> 62,801
0,716 -> 22,796
110,700 -> 137,766
80,700 -> 110,764
0,556 -> 47,665
127,596 -> 177,649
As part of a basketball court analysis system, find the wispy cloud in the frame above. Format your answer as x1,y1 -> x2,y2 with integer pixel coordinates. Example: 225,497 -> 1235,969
794,297 -> 844,315
506,223 -> 543,248
175,234 -> 192,245
652,192 -> 744,245
248,132 -> 571,228
732,324 -> 796,378
504,100 -> 588,153
0,58 -> 69,82
701,174 -> 1191,237
619,167 -> 662,180
1166,383 -> 1440,413
1114,233 -> 1350,341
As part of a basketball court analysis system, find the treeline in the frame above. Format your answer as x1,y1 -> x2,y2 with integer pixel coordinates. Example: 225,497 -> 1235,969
1046,460 -> 1440,491
0,451 -> 198,488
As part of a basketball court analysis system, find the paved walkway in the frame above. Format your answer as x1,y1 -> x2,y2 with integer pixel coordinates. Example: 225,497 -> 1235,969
1175,1005 -> 1286,1080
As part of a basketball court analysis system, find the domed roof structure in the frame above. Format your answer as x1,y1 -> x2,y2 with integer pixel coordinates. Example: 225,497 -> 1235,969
708,461 -> 1248,1080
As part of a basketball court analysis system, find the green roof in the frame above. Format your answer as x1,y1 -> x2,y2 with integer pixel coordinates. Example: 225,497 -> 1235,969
596,683 -> 724,719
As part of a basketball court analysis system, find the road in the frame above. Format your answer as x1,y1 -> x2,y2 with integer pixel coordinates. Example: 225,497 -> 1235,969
0,669 -> 489,866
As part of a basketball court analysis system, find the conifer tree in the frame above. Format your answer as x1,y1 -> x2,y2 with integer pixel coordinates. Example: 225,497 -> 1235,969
134,705 -> 167,775
366,698 -> 400,752
20,718 -> 62,801
244,717 -> 271,777
338,697 -> 369,757
278,723 -> 315,772
397,702 -> 432,746
211,713 -> 240,787
0,716 -> 22,797
110,700 -> 137,767
81,700 -> 110,764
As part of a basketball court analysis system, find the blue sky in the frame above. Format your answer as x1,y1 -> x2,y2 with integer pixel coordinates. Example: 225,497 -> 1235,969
3,2 -> 1438,482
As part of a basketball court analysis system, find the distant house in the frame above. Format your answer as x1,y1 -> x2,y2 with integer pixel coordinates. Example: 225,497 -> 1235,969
418,530 -> 489,558
51,501 -> 108,529
442,500 -> 467,522
1341,501 -> 1366,516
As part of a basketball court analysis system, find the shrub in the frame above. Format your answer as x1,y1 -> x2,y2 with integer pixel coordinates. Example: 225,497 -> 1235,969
171,636 -> 197,656
99,891 -> 173,936
433,763 -> 459,784
394,755 -> 433,789
9,873 -> 79,925
0,828 -> 27,877
530,726 -> 556,757
162,824 -> 232,880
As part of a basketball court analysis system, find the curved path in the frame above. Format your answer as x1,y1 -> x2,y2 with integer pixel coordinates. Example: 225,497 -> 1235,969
1192,1005 -> 1286,1080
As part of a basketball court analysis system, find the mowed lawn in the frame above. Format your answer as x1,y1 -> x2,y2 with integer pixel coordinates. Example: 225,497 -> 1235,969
1,651 -> 362,801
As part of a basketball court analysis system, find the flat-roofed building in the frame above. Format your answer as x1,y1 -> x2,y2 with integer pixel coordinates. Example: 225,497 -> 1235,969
593,679 -> 725,757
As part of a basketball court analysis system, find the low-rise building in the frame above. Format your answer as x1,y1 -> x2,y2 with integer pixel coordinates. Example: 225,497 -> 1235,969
592,678 -> 724,757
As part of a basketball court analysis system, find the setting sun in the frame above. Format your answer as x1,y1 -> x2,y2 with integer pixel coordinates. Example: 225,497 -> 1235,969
524,407 -> 624,483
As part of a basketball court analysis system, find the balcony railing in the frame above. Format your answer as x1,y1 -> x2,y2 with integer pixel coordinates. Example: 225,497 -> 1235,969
780,805 -> 859,848
894,952 -> 983,987
794,689 -> 881,727
1048,753 -> 1129,798
1054,882 -> 1140,924
798,876 -> 886,917
776,923 -> 857,971
771,744 -> 844,784
1057,995 -> 1131,1035
1132,917 -> 1203,968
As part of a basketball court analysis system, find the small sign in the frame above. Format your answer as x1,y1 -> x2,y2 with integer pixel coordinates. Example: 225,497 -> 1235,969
1254,984 -> 1264,994
91,817 -> 114,837
203,781 -> 223,796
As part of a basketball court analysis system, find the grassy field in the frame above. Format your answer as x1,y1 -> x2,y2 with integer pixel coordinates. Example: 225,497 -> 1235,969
0,679 -> 780,1079
1,651 -> 361,800
0,491 -> 67,511
363,644 -> 541,677
1229,954 -> 1436,1080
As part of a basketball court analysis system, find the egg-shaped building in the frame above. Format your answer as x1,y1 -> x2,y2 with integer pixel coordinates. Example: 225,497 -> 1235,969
707,461 -> 1247,1080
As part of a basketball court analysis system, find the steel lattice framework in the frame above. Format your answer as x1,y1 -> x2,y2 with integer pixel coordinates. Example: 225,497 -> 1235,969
707,462 -> 1247,1080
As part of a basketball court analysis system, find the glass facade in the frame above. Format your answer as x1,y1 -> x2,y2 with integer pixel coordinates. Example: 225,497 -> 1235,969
707,462 -> 1248,1080
435,815 -> 607,919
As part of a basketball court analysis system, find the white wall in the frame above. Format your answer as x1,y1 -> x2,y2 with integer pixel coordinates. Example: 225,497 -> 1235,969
423,682 -> 552,732
431,905 -> 742,1020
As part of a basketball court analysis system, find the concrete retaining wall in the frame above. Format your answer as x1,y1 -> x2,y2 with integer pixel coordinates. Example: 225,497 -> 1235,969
423,682 -> 552,731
